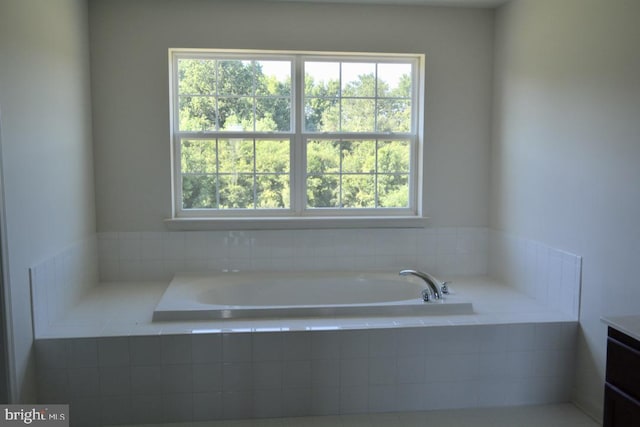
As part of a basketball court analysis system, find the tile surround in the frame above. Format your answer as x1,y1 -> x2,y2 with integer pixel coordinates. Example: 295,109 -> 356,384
97,227 -> 490,282
36,323 -> 577,426
489,230 -> 582,319
29,235 -> 99,335
31,227 -> 584,425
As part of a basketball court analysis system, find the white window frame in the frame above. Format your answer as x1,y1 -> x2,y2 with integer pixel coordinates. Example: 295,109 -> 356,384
167,49 -> 426,230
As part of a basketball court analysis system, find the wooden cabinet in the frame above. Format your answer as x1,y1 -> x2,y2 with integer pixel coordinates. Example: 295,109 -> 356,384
604,327 -> 640,426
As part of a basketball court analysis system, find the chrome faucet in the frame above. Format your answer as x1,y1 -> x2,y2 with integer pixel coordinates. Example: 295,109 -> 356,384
399,269 -> 449,302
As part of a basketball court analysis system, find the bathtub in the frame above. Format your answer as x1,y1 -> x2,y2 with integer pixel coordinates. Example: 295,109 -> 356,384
152,271 -> 474,321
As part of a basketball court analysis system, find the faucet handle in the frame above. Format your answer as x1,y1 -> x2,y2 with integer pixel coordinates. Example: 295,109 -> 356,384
440,281 -> 451,295
421,289 -> 432,302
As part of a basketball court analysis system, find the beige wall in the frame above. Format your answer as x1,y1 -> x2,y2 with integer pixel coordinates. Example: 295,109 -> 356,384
89,0 -> 494,231
0,0 -> 96,401
492,0 -> 640,418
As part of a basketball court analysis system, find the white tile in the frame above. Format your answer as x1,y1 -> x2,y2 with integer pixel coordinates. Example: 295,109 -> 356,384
311,387 -> 340,416
193,363 -> 223,392
506,323 -> 536,352
253,361 -> 283,389
131,394 -> 164,424
162,393 -> 193,422
37,369 -> 69,403
131,365 -> 162,394
476,324 -> 509,353
424,380 -> 478,410
396,328 -> 426,357
192,333 -> 222,363
193,392 -> 223,421
339,386 -> 369,414
282,387 -> 312,417
98,337 -> 130,367
99,366 -> 131,396
506,351 -> 537,379
397,356 -> 426,384
534,322 -> 565,350
223,332 -> 252,362
283,331 -> 312,361
139,235 -> 164,261
368,329 -> 397,358
368,385 -> 397,413
340,358 -> 369,386
36,339 -> 68,369
253,332 -> 284,361
223,362 -> 253,391
162,364 -> 193,393
222,390 -> 253,419
477,351 -> 509,380
395,384 -> 426,412
101,396 -> 132,426
425,326 -> 478,355
68,367 -> 100,397
130,336 -> 161,366
119,236 -> 141,261
311,331 -> 340,360
98,234 -> 119,261
161,335 -> 192,364
425,353 -> 477,382
163,232 -> 186,261
368,358 -> 397,385
254,388 -> 283,418
311,359 -> 340,387
340,331 -> 369,358
283,360 -> 312,387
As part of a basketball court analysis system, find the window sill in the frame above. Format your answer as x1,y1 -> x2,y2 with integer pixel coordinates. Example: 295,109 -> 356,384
164,216 -> 429,231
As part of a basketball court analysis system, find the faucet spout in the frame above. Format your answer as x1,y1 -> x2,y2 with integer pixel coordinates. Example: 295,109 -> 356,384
399,269 -> 443,302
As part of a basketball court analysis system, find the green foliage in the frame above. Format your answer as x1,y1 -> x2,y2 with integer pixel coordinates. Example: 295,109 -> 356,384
177,58 -> 413,210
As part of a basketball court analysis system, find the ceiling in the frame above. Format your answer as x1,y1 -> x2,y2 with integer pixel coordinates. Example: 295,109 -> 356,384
272,0 -> 510,8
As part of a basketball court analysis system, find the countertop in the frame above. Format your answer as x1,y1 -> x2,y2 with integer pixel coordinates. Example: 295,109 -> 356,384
38,276 -> 576,339
601,315 -> 640,342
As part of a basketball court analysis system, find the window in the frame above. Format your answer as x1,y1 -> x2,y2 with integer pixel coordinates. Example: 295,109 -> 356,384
169,49 -> 424,225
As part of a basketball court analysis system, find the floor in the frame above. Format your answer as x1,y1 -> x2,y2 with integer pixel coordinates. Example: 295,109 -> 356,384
110,404 -> 600,427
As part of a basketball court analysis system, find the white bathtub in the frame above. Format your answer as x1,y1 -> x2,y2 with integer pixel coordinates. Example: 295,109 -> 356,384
152,271 -> 474,321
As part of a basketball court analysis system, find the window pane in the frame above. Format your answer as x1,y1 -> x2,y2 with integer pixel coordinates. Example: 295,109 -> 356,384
181,139 -> 216,174
377,63 -> 412,98
178,59 -> 216,95
217,60 -> 254,96
341,140 -> 375,173
305,62 -> 340,97
218,97 -> 254,131
377,140 -> 410,173
255,61 -> 291,96
342,174 -> 375,208
218,174 -> 254,208
377,174 -> 409,208
173,52 -> 418,214
307,140 -> 340,174
182,175 -> 216,209
257,174 -> 290,208
179,96 -> 217,131
218,139 -> 254,173
306,175 -> 339,208
304,98 -> 339,132
256,98 -> 290,132
377,99 -> 412,133
341,63 -> 375,97
256,140 -> 290,173
341,99 -> 375,132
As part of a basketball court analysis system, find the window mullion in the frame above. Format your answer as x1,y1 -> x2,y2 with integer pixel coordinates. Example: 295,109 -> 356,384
293,56 -> 305,216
